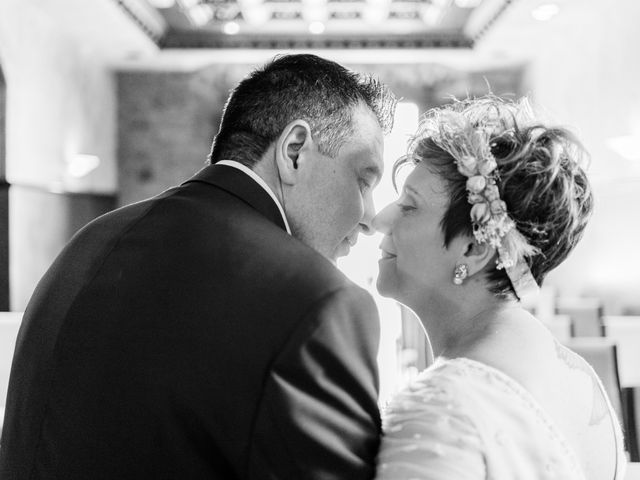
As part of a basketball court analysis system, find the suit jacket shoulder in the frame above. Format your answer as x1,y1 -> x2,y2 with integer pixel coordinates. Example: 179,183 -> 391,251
249,284 -> 381,480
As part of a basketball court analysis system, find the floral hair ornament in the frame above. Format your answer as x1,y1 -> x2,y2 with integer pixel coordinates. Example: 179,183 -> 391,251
420,101 -> 540,301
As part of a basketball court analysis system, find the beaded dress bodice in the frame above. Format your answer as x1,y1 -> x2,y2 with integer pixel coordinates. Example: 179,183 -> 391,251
376,358 -> 626,480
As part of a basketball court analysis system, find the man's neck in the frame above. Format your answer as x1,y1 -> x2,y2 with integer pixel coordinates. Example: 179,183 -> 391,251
216,159 -> 291,235
251,154 -> 285,207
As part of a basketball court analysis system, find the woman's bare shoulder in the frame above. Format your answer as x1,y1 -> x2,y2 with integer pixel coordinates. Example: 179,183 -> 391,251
464,314 -> 620,480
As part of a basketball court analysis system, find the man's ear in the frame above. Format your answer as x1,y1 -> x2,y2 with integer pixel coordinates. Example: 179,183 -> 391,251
275,119 -> 313,185
459,237 -> 497,277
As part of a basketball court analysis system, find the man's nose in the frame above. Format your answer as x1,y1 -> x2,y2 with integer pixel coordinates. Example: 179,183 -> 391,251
359,194 -> 376,235
372,203 -> 395,235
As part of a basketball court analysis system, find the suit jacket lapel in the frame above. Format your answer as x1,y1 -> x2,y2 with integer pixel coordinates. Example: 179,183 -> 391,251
183,164 -> 288,232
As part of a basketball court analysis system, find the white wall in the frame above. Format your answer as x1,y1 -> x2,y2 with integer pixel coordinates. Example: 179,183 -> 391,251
0,0 -> 158,308
0,0 -> 158,193
478,0 -> 640,313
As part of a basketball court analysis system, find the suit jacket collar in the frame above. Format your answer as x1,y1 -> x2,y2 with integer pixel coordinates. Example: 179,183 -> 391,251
183,163 -> 289,233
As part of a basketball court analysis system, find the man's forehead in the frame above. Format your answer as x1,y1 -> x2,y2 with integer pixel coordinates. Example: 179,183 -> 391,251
343,104 -> 385,175
352,102 -> 384,133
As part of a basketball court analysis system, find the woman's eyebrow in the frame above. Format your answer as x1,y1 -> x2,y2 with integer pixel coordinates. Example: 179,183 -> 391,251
404,184 -> 425,201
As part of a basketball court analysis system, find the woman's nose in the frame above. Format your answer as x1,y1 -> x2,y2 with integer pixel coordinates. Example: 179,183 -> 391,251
372,203 -> 395,235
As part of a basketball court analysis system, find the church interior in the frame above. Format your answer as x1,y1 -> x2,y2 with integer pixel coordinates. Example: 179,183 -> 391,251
1,0 -> 639,472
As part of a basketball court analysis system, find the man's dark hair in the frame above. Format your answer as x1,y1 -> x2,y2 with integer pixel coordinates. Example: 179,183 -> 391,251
208,54 -> 396,167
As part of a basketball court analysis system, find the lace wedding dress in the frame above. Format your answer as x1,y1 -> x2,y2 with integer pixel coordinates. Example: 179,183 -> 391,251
376,358 -> 626,480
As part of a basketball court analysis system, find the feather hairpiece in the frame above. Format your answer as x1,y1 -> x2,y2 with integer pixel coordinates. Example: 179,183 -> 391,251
417,102 -> 540,301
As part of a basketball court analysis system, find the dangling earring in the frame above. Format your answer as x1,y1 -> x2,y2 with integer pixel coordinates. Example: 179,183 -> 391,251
453,264 -> 468,285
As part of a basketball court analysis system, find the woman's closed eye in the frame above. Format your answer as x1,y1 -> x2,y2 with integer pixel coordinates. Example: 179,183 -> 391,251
397,202 -> 416,214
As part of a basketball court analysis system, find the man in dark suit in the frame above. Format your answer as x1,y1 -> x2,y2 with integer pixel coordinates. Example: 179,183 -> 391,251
0,54 -> 396,479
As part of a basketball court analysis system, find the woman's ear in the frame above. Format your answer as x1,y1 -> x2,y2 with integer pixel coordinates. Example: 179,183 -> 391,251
275,119 -> 313,185
459,237 -> 497,277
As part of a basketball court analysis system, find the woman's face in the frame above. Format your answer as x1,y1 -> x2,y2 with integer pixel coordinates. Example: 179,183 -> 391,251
373,162 -> 463,307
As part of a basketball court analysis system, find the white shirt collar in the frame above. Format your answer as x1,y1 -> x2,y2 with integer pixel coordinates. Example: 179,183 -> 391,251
216,160 -> 291,235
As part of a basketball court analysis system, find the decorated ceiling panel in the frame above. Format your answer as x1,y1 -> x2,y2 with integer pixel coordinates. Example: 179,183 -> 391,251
115,0 -> 514,48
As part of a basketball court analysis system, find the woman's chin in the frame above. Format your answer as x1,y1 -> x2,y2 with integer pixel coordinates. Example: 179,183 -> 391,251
375,274 -> 399,300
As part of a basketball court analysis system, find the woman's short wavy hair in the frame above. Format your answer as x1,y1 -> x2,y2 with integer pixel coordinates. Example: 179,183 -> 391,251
394,96 -> 594,297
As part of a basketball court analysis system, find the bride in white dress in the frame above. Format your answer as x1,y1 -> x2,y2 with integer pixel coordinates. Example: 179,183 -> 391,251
372,97 -> 626,480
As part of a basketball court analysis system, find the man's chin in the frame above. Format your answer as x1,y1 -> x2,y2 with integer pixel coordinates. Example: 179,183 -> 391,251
303,239 -> 351,265
334,241 -> 351,260
308,244 -> 339,265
